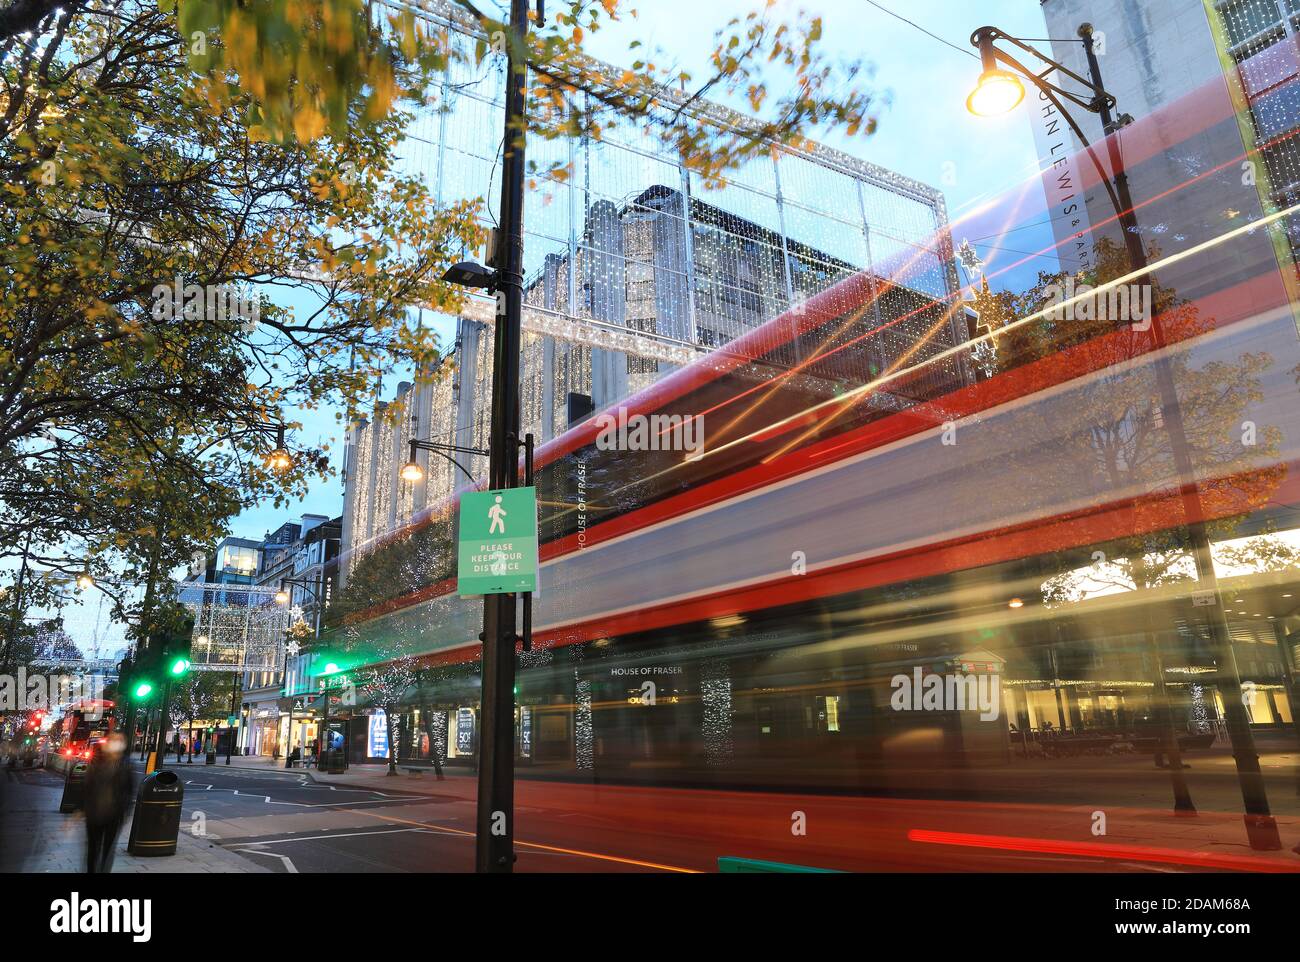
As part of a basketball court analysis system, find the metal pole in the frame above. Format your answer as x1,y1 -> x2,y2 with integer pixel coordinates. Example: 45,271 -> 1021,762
1079,22 -> 1279,849
226,672 -> 237,765
148,679 -> 171,775
476,0 -> 529,874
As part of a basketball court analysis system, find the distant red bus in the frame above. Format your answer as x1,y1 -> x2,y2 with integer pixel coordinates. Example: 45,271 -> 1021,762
55,699 -> 115,761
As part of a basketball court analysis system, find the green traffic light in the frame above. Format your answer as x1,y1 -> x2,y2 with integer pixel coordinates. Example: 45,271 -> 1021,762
323,662 -> 340,675
168,656 -> 190,676
135,681 -> 154,698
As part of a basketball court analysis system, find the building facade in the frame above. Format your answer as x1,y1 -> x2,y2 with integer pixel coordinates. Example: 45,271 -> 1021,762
1038,0 -> 1300,311
341,178 -> 970,569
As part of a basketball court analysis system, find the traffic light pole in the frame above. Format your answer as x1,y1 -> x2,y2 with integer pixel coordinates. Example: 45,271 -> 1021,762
476,0 -> 529,874
147,679 -> 172,775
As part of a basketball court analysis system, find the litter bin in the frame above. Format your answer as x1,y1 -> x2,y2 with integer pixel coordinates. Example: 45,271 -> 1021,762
126,769 -> 183,856
59,761 -> 89,813
319,748 -> 346,774
205,749 -> 216,766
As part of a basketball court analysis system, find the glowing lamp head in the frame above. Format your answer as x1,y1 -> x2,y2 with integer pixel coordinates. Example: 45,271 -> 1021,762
275,589 -> 290,605
1008,597 -> 1025,609
76,573 -> 95,590
265,447 -> 293,473
966,68 -> 1025,117
323,662 -> 341,675
400,460 -> 424,483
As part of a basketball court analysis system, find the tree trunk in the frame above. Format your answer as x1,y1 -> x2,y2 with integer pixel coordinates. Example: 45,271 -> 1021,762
429,716 -> 444,779
386,708 -> 398,775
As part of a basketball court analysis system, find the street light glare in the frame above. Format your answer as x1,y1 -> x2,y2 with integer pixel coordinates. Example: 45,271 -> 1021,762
400,460 -> 424,483
275,589 -> 290,605
75,573 -> 95,590
966,69 -> 1025,117
265,447 -> 293,472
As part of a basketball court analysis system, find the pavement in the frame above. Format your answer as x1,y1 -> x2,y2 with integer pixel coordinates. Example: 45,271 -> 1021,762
0,764 -> 269,873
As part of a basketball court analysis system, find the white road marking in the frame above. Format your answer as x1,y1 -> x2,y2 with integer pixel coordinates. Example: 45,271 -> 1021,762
232,848 -> 299,872
235,828 -> 438,845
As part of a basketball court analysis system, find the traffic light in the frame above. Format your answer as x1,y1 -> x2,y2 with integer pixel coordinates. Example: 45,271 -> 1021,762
163,616 -> 195,679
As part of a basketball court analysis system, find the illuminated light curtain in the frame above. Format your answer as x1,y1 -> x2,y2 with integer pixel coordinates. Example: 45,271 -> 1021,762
701,659 -> 734,766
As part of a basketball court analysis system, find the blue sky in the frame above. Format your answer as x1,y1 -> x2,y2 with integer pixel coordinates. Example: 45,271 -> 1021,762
234,0 -> 1057,538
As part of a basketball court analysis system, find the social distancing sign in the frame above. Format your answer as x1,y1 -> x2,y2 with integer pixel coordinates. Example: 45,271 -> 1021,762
457,486 -> 539,596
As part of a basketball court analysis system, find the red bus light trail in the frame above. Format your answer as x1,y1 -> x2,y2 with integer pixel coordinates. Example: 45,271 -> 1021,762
906,829 -> 1300,874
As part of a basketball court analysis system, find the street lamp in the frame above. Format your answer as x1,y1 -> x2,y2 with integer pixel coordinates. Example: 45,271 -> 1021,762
263,424 -> 293,473
967,22 -> 1283,851
75,572 -> 95,591
966,32 -> 1025,117
399,438 -> 489,486
442,260 -> 498,290
966,69 -> 1024,117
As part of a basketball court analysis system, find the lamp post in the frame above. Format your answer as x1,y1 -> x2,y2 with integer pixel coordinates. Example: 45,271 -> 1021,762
967,23 -> 1282,850
224,671 -> 239,765
429,0 -> 531,873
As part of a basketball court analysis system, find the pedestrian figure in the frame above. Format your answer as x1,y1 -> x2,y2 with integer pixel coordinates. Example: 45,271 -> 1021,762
488,494 -> 507,534
83,733 -> 133,874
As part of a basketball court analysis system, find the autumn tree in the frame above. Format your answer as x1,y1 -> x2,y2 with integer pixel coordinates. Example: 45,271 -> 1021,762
1,2 -> 479,607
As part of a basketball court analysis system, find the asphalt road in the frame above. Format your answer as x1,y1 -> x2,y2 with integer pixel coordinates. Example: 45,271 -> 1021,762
6,759 -> 1294,872
166,765 -> 663,873
154,765 -> 1248,873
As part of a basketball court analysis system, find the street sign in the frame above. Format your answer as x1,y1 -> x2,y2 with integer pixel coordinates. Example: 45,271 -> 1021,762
457,486 -> 539,596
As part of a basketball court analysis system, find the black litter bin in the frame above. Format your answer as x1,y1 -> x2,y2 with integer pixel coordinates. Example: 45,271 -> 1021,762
59,761 -> 88,813
320,749 -> 346,774
126,769 -> 183,856
205,749 -> 216,766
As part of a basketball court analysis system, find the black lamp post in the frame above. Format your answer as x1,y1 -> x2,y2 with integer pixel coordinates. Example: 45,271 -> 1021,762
434,0 -> 532,873
967,22 -> 1282,850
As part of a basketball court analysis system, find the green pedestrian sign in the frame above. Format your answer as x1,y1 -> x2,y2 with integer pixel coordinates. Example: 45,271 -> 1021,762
457,486 -> 539,596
